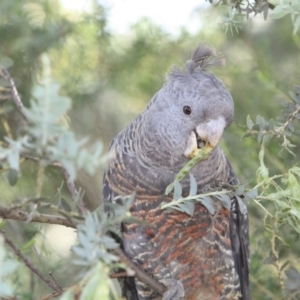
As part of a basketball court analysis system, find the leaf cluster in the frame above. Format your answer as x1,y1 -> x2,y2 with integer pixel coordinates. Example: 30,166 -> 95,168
243,86 -> 300,297
272,0 -> 300,35
72,194 -> 136,269
0,56 -> 104,183
211,0 -> 300,36
162,174 -> 256,217
243,85 -> 300,155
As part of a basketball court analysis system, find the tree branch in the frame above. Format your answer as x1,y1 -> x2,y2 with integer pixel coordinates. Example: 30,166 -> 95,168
0,204 -> 166,296
0,230 -> 62,294
112,248 -> 166,296
0,68 -> 87,215
0,68 -> 27,117
0,68 -> 166,297
0,205 -> 76,228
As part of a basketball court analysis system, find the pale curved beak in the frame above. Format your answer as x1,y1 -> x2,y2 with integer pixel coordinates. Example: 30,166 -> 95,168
184,117 -> 226,159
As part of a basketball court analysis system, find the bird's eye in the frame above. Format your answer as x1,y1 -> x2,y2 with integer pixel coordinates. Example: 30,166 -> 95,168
183,105 -> 192,115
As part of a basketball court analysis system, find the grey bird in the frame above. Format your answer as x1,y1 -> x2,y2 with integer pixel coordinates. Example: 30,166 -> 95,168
103,43 -> 250,300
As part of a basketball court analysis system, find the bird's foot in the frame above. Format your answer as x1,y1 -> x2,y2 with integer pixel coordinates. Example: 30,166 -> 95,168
161,279 -> 185,300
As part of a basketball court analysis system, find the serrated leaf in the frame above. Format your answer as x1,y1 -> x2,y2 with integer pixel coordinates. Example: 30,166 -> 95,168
236,196 -> 247,214
72,246 -> 87,259
216,194 -> 231,210
197,196 -> 215,215
72,259 -> 93,266
269,119 -> 275,130
289,91 -> 300,104
262,133 -> 273,145
235,185 -> 245,196
101,235 -> 119,250
189,173 -> 198,196
246,115 -> 254,130
256,115 -> 262,124
245,188 -> 258,200
258,117 -> 266,130
173,180 -> 182,200
176,201 -> 195,216
165,183 -> 174,195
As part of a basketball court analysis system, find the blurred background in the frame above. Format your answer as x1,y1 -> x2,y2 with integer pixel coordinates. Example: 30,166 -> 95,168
0,0 -> 300,299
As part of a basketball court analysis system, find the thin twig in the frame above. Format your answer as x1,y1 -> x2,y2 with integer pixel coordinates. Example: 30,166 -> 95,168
0,205 -> 76,228
49,272 -> 64,293
0,68 -> 166,297
109,271 -> 131,279
0,204 -> 166,296
22,154 -> 87,214
1,68 -> 26,117
0,230 -> 62,294
112,248 -> 166,296
0,68 -> 86,215
270,224 -> 285,295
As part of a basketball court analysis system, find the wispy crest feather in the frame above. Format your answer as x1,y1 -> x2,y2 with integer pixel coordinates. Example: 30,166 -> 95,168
168,43 -> 225,78
188,43 -> 225,72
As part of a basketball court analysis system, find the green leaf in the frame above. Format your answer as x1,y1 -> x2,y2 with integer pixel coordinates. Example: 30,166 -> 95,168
216,194 -> 231,210
269,119 -> 275,130
7,169 -> 18,186
271,5 -> 290,19
262,133 -> 273,145
236,196 -> 247,214
245,188 -> 258,200
246,115 -> 254,130
197,196 -> 215,215
189,173 -> 198,196
165,183 -> 174,195
235,185 -> 245,196
175,202 -> 195,216
173,180 -> 182,200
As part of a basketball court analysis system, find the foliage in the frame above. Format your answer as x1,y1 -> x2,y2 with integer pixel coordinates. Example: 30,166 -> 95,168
69,206 -> 135,300
162,173 -> 255,216
0,0 -> 300,299
213,0 -> 300,35
242,84 -> 300,297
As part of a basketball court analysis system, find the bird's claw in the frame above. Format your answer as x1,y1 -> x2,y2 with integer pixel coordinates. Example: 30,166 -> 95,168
161,278 -> 185,300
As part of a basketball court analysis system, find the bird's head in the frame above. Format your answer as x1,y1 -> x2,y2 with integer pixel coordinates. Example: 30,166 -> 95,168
142,44 -> 234,168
